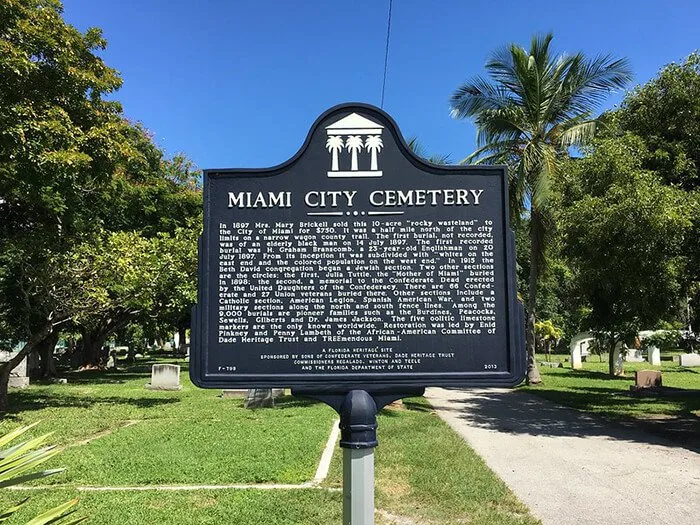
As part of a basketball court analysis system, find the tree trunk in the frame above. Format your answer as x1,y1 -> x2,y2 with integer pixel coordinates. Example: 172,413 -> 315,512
80,328 -> 110,368
0,366 -> 11,413
608,341 -> 615,377
526,231 -> 542,384
38,330 -> 60,379
79,312 -> 134,368
177,325 -> 187,355
0,321 -> 56,412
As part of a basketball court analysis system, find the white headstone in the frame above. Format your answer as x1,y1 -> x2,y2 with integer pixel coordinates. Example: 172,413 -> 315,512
146,364 -> 181,390
625,348 -> 644,362
679,353 -> 700,367
569,333 -> 595,369
570,345 -> 583,369
647,346 -> 661,366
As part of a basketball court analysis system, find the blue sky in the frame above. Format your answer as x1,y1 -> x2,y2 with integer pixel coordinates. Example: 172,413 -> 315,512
62,0 -> 700,169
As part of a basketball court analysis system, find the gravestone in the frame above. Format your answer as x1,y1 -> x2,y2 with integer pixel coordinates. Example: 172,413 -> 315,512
634,370 -> 662,388
106,349 -> 118,370
570,346 -> 583,370
540,361 -> 563,368
27,351 -> 41,380
145,364 -> 182,390
244,388 -> 274,408
678,353 -> 700,367
0,351 -> 29,388
221,389 -> 247,398
242,388 -> 285,407
569,333 -> 594,369
647,346 -> 661,366
624,348 -> 644,362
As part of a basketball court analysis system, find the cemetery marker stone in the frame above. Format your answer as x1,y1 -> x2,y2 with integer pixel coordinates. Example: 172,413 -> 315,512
146,364 -> 182,391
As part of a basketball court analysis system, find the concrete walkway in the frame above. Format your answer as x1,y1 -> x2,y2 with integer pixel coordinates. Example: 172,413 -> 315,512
425,387 -> 700,525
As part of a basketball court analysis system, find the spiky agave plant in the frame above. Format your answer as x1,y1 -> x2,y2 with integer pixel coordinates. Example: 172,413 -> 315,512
0,423 -> 86,524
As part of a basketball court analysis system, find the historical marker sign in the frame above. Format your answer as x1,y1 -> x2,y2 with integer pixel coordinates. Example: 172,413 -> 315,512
190,103 -> 525,390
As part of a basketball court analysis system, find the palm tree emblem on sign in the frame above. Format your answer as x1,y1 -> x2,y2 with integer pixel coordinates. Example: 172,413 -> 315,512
326,136 -> 344,172
325,113 -> 384,177
346,135 -> 364,171
365,135 -> 383,171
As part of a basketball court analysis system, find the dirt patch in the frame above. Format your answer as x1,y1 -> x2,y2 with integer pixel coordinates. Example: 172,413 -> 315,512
192,495 -> 217,508
378,466 -> 411,498
68,419 -> 141,447
377,509 -> 430,525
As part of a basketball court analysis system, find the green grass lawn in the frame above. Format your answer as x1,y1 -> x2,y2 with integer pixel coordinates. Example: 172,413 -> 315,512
1,359 -> 335,486
323,399 -> 537,525
0,359 -> 540,524
524,352 -> 700,424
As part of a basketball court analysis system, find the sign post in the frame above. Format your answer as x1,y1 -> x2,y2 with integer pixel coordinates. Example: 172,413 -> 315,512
190,103 -> 525,523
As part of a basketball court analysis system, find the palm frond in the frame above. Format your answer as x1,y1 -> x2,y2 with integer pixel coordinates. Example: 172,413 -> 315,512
463,139 -> 522,164
0,426 -> 85,524
556,119 -> 597,148
563,53 -> 633,115
449,76 -> 513,119
25,498 -> 85,525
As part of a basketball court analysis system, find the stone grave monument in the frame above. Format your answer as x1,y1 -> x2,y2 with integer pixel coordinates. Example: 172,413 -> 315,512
647,346 -> 661,366
145,364 -> 182,390
679,353 -> 700,367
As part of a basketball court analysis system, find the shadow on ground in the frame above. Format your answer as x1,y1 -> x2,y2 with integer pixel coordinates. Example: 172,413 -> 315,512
438,388 -> 700,454
3,391 -> 180,419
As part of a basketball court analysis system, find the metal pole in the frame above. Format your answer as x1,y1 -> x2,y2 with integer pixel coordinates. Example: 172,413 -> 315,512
291,388 -> 423,525
339,390 -> 378,525
343,448 -> 374,525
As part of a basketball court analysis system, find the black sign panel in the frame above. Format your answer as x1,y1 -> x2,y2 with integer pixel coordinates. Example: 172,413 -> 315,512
190,103 -> 525,390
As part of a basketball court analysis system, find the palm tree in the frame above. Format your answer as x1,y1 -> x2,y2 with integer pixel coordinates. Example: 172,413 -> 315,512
407,137 -> 451,165
450,33 -> 631,384
346,135 -> 364,171
365,135 -> 384,170
326,135 -> 344,171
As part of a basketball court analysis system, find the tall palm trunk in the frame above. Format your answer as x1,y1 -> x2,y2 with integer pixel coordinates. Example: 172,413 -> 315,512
526,215 -> 543,384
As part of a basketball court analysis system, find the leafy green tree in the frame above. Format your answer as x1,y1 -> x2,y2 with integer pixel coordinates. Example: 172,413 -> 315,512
535,319 -> 563,356
0,1 -> 202,390
560,135 -> 693,375
611,52 -> 700,190
450,33 -> 631,383
603,53 -> 700,331
70,231 -> 163,367
70,132 -> 201,366
0,0 -> 127,400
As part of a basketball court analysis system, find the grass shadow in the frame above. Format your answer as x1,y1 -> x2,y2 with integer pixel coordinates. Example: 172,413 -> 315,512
275,395 -> 322,409
440,388 -> 700,454
3,390 -> 180,418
